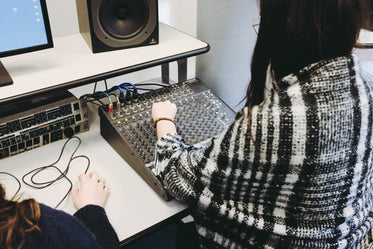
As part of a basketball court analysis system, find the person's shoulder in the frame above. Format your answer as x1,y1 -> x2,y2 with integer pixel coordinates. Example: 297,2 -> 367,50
38,203 -> 102,249
38,203 -> 76,222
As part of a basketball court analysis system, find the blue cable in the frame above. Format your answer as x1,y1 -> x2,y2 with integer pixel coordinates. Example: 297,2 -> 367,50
97,91 -> 110,99
119,84 -> 129,91
109,85 -> 123,93
122,82 -> 136,90
121,82 -> 138,102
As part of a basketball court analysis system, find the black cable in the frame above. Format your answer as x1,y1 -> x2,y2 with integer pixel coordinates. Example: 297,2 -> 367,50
22,136 -> 90,208
87,99 -> 105,107
80,94 -> 106,106
80,81 -> 170,107
104,79 -> 108,91
135,87 -> 162,91
0,172 -> 21,199
135,83 -> 169,87
93,81 -> 98,93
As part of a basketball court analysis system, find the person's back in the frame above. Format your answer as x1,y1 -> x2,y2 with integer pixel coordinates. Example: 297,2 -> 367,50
152,0 -> 373,248
0,172 -> 119,249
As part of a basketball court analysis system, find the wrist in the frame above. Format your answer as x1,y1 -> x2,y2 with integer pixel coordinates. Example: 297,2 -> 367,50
156,119 -> 177,139
154,117 -> 175,126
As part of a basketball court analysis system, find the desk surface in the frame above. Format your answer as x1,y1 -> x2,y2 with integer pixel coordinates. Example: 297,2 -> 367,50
0,100 -> 188,243
0,22 -> 209,244
0,22 -> 209,103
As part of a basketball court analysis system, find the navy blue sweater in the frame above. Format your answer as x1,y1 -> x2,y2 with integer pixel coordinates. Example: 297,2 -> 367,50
20,204 -> 119,249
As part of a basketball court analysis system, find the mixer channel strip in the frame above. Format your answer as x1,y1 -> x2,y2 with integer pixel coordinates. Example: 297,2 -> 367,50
99,79 -> 236,200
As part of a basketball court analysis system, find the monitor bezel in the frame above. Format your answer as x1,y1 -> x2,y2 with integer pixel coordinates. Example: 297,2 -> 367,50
0,0 -> 54,59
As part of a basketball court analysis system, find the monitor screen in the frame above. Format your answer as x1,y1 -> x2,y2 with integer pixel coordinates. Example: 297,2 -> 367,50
0,0 -> 53,87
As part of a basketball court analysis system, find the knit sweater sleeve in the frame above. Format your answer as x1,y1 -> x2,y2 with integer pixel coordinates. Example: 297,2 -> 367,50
73,205 -> 120,249
36,203 -> 104,249
155,108 -> 249,204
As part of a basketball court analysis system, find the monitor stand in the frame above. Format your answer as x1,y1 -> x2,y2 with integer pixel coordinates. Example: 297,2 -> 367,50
0,60 -> 13,87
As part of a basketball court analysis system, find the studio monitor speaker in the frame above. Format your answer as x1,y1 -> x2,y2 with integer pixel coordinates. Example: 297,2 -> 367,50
76,0 -> 158,53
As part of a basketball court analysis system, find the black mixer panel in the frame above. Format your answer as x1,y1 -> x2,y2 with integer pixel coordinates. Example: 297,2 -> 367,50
0,91 -> 89,159
99,79 -> 236,200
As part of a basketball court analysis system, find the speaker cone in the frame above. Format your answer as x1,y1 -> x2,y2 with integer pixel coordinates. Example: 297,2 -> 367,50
78,0 -> 158,51
99,0 -> 149,39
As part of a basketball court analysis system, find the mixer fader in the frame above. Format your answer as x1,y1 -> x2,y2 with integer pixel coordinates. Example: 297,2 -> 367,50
99,79 -> 235,200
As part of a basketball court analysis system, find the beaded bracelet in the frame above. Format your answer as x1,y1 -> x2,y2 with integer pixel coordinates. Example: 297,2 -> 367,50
154,117 -> 176,126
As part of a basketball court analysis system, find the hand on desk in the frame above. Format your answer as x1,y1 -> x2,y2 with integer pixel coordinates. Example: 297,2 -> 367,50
71,172 -> 109,210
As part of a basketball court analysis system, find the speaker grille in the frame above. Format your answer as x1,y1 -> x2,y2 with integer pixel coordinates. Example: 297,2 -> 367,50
76,0 -> 158,52
99,0 -> 149,39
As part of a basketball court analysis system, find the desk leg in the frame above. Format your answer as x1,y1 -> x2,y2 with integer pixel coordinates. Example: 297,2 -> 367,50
177,59 -> 187,83
161,58 -> 188,84
161,63 -> 170,84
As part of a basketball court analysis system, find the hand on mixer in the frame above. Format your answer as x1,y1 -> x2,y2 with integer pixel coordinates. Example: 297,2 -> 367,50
152,100 -> 178,139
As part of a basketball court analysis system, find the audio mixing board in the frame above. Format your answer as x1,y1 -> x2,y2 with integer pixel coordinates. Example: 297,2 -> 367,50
99,79 -> 236,200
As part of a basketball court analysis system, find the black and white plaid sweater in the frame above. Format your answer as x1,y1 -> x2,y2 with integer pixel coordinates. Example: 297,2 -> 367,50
155,55 -> 373,249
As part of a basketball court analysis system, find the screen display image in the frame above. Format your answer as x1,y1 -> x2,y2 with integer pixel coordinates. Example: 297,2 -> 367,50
0,0 -> 53,87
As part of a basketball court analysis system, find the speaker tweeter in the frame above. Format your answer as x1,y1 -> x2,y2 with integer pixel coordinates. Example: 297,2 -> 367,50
76,0 -> 158,53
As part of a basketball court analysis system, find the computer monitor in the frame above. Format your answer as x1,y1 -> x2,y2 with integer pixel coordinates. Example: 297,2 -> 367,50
0,0 -> 53,87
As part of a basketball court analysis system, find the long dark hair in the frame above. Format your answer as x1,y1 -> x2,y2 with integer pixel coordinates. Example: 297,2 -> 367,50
0,185 -> 41,249
245,0 -> 371,107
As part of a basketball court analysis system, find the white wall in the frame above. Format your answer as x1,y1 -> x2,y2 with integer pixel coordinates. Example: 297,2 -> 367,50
46,0 -> 197,38
158,0 -> 197,37
45,0 -> 259,111
45,0 -> 198,86
45,0 -> 79,38
196,0 -> 259,111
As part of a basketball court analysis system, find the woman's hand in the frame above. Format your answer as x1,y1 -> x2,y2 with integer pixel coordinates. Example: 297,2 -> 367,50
152,100 -> 177,121
71,171 -> 109,210
152,101 -> 178,139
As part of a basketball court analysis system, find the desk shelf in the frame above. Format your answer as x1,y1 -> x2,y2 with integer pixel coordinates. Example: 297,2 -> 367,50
0,22 -> 209,103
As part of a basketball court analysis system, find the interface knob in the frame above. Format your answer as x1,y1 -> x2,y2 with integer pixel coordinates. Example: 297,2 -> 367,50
63,127 -> 74,138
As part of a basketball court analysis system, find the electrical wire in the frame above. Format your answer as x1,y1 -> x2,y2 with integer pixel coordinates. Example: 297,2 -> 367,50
104,79 -> 108,91
80,81 -> 170,108
93,81 -> 98,93
22,136 -> 90,208
0,172 -> 21,200
121,82 -> 137,90
108,85 -> 123,93
133,82 -> 170,92
135,82 -> 169,87
135,87 -> 163,91
90,99 -> 105,106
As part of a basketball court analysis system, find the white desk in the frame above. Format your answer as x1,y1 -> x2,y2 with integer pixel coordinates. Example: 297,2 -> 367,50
0,22 -> 209,103
0,100 -> 189,245
0,22 -> 209,245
